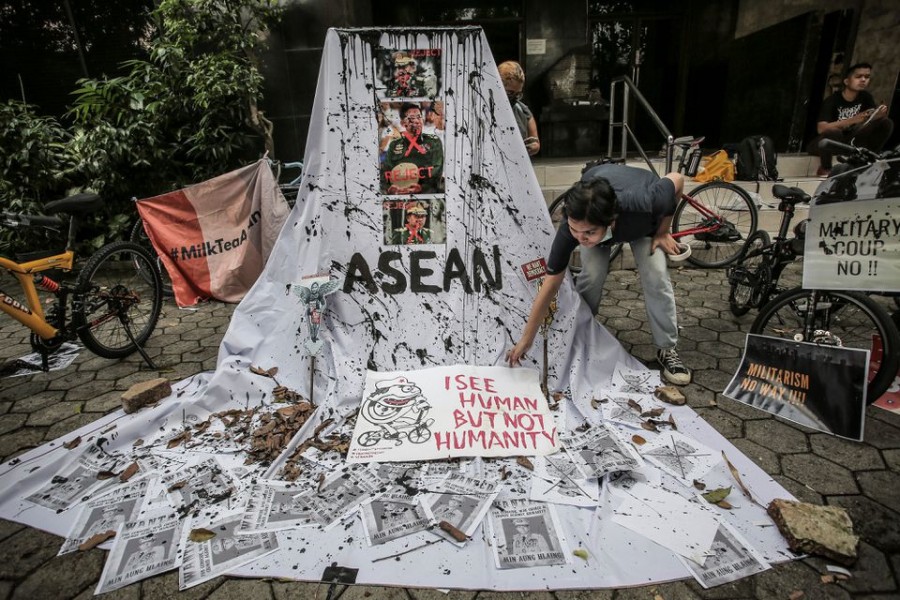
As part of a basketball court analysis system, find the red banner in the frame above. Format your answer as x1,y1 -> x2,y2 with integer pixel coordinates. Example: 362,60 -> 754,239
136,160 -> 290,306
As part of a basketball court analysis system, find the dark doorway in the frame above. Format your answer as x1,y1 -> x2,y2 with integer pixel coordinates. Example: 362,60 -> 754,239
590,8 -> 684,151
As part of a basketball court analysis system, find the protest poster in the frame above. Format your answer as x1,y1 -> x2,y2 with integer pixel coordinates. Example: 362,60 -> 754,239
95,510 -> 182,594
639,432 -> 719,485
347,365 -> 558,463
59,478 -> 150,555
529,452 -> 599,507
179,512 -> 278,590
25,444 -> 121,511
374,48 -> 442,99
803,197 -> 900,292
425,473 -> 498,545
679,521 -> 770,588
159,458 -> 238,517
561,423 -> 644,478
237,482 -> 315,533
724,334 -> 868,440
360,491 -> 432,546
488,499 -> 569,569
292,464 -> 385,529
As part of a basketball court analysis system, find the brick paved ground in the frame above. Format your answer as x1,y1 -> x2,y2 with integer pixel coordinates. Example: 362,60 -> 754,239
1,264 -> 898,599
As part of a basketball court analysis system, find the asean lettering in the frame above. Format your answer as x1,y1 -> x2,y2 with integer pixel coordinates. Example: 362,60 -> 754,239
343,245 -> 502,295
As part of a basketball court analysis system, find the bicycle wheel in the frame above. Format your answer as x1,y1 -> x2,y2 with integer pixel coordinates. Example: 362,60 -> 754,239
728,230 -> 771,316
751,288 -> 900,403
548,194 -> 582,275
129,219 -> 174,297
73,241 -> 163,359
674,182 -> 758,268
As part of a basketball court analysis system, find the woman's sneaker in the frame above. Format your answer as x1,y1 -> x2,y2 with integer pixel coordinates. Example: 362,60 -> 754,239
657,348 -> 691,386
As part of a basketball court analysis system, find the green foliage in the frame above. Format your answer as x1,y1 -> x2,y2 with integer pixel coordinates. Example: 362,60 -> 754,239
0,101 -> 73,253
1,0 -> 282,254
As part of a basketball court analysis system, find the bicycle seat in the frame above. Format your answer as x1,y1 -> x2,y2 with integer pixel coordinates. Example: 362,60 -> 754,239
672,135 -> 705,148
771,184 -> 810,205
43,192 -> 103,216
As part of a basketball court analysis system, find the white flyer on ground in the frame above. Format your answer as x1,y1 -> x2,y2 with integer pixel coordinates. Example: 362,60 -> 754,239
159,457 -> 238,518
237,481 -> 316,533
25,444 -> 122,511
179,512 -> 278,590
609,363 -> 662,395
601,391 -> 667,429
347,365 -> 559,463
679,520 -> 771,587
639,431 -> 720,484
95,509 -> 183,594
561,422 -> 644,478
425,472 -> 498,545
293,464 -> 385,529
58,477 -> 151,555
360,491 -> 432,546
488,499 -> 569,569
611,481 -> 718,564
529,452 -> 599,507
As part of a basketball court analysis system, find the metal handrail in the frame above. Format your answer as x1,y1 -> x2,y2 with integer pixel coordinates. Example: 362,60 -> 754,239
607,75 -> 674,173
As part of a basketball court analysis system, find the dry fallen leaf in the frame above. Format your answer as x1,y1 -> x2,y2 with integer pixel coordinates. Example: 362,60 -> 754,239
188,528 -> 217,543
79,530 -> 116,551
590,398 -> 600,410
439,520 -> 467,542
641,407 -> 665,418
668,413 -> 677,430
722,451 -> 756,504
317,473 -> 326,492
641,421 -> 659,433
167,430 -> 191,449
499,466 -> 509,481
267,367 -> 279,377
627,398 -> 642,412
552,392 -> 564,402
692,479 -> 706,491
250,365 -> 270,376
789,591 -> 804,600
631,434 -> 647,446
63,436 -> 82,450
119,462 -> 140,482
517,456 -> 534,471
167,480 -> 187,492
716,500 -> 733,510
132,438 -> 144,448
96,470 -> 117,480
701,486 -> 732,504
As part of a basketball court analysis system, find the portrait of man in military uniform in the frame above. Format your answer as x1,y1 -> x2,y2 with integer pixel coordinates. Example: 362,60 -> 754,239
390,202 -> 432,245
386,52 -> 428,98
380,103 -> 444,195
375,48 -> 441,98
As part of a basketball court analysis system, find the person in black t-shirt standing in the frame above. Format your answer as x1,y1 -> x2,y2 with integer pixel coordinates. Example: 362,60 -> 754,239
506,165 -> 691,385
807,62 -> 894,177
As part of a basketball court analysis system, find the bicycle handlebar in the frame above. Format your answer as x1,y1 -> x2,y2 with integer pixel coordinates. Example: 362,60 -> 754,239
818,138 -> 882,163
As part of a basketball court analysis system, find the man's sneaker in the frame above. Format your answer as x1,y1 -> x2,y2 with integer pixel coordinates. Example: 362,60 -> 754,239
657,348 -> 691,386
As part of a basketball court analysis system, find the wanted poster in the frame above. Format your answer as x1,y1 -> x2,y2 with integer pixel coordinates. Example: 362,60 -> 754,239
159,458 -> 238,517
561,423 -> 643,478
488,499 -> 569,569
724,333 -> 869,440
425,473 -> 498,545
374,48 -> 441,99
348,366 -> 558,463
238,481 -> 314,533
360,491 -> 432,546
179,512 -> 278,590
95,510 -> 182,594
293,464 -> 385,529
529,452 -> 599,507
680,520 -> 770,588
58,477 -> 151,555
639,431 -> 719,484
25,444 -> 122,511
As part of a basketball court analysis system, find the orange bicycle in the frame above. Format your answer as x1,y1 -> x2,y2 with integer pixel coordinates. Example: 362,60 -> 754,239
1,193 -> 162,370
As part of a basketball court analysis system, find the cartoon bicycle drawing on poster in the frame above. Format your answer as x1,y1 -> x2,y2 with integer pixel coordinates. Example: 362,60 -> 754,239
357,376 -> 434,447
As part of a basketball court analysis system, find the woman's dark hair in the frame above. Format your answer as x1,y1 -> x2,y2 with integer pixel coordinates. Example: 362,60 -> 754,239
562,177 -> 619,226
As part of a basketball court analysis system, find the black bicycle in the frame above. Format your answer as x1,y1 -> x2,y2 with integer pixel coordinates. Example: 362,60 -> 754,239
728,184 -> 810,316
746,139 -> 900,403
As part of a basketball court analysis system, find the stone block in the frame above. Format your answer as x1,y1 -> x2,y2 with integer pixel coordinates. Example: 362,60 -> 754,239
768,498 -> 859,565
121,378 -> 172,414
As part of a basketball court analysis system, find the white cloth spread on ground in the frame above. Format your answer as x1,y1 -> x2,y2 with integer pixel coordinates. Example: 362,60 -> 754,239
0,28 -> 796,593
